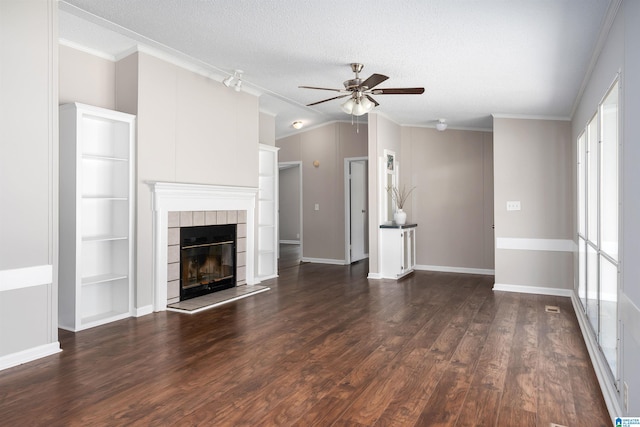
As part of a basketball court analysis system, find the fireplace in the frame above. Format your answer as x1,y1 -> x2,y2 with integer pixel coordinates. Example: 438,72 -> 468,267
149,182 -> 257,312
180,224 -> 236,301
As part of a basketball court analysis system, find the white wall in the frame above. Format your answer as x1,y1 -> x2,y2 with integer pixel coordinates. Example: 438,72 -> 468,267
367,113 -> 402,276
0,0 -> 60,368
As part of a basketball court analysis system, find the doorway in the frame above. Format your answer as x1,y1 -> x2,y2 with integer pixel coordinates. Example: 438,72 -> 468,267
278,161 -> 303,269
345,158 -> 368,263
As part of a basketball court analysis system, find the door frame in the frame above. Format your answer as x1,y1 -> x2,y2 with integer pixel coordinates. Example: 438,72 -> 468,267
344,157 -> 368,264
278,161 -> 303,258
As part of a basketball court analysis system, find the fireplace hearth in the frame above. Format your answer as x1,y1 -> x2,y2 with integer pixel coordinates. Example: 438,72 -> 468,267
180,224 -> 236,301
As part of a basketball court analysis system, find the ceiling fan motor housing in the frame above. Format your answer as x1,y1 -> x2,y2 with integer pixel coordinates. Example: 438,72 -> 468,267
344,78 -> 362,89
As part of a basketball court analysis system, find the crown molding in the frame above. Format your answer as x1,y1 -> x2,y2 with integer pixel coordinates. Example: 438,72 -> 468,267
491,113 -> 571,121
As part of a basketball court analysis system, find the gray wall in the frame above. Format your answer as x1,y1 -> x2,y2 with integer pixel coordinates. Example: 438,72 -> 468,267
0,0 -> 59,362
400,127 -> 494,272
572,0 -> 640,415
493,118 -> 573,289
277,122 -> 368,262
278,166 -> 301,242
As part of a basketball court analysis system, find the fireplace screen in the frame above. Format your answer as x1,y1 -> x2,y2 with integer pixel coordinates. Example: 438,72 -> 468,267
180,224 -> 236,300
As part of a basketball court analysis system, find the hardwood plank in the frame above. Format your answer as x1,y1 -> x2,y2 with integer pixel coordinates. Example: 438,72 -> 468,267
0,264 -> 611,426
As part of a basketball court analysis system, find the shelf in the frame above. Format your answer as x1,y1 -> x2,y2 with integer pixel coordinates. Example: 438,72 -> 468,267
59,103 -> 134,332
82,273 -> 128,286
81,310 -> 130,329
82,196 -> 128,201
82,234 -> 128,242
82,154 -> 128,162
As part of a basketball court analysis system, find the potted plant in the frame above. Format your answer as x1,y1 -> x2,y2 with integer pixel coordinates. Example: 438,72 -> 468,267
387,184 -> 416,225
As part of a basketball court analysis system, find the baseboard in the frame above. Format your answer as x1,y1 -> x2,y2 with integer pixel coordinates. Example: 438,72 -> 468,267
301,257 -> 347,265
570,292 -> 621,422
0,342 -> 61,371
492,283 -> 573,297
134,305 -> 154,317
415,264 -> 495,276
279,240 -> 300,245
258,273 -> 279,281
367,272 -> 383,279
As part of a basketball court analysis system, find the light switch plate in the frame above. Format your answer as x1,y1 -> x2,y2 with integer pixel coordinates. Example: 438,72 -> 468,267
314,203 -> 319,211
506,201 -> 521,211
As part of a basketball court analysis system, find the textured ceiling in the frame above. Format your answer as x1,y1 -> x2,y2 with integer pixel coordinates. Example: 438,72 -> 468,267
59,0 -> 611,138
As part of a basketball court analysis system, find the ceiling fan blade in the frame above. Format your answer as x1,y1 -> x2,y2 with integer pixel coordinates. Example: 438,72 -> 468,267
360,73 -> 389,90
365,95 -> 379,107
299,85 -> 343,92
371,87 -> 425,95
306,94 -> 350,106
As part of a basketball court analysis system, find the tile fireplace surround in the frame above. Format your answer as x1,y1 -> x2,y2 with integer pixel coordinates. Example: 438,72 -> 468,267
149,182 -> 257,312
166,209 -> 247,305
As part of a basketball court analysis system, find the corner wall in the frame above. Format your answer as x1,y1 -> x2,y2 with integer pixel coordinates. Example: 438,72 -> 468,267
492,117 -> 573,293
400,126 -> 494,273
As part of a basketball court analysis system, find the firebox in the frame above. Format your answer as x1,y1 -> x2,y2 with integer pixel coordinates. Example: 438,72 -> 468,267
180,224 -> 236,301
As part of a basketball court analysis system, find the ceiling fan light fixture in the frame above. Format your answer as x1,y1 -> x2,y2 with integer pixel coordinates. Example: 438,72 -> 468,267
360,96 -> 374,112
341,98 -> 355,114
436,119 -> 447,131
352,100 -> 367,116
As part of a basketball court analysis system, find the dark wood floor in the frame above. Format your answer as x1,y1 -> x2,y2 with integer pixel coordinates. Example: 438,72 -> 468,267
0,262 -> 611,426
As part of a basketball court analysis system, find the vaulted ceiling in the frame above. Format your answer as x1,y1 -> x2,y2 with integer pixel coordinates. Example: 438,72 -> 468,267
59,0 -> 612,138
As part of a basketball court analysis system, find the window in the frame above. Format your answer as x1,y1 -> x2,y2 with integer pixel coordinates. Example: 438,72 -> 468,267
576,78 -> 619,380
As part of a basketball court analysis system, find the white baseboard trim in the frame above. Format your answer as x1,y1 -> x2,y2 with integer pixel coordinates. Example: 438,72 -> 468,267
279,240 -> 300,245
367,272 -> 383,279
492,283 -> 573,297
258,273 -> 279,281
570,292 -> 621,423
135,305 -> 154,317
301,257 -> 347,265
415,264 -> 495,276
0,342 -> 61,371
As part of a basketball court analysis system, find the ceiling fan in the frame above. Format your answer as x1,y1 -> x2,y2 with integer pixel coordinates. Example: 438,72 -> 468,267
299,63 -> 425,116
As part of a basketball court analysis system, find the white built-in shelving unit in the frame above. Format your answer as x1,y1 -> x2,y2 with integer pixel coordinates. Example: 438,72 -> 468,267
59,103 -> 135,331
257,144 -> 279,280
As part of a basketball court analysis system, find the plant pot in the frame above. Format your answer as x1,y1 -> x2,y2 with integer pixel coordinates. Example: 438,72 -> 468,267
394,209 -> 407,225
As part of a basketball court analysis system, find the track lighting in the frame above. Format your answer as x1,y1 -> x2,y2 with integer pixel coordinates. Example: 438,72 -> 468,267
436,118 -> 447,131
223,70 -> 243,92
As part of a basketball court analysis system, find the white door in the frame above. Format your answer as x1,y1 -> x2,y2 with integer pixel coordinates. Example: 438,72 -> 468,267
349,160 -> 368,262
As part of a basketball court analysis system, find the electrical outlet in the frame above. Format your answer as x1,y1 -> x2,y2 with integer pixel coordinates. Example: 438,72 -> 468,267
506,200 -> 521,211
314,203 -> 319,211
624,381 -> 629,412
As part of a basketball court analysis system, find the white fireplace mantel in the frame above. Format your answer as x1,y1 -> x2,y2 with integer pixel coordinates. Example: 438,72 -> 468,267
149,181 -> 258,312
